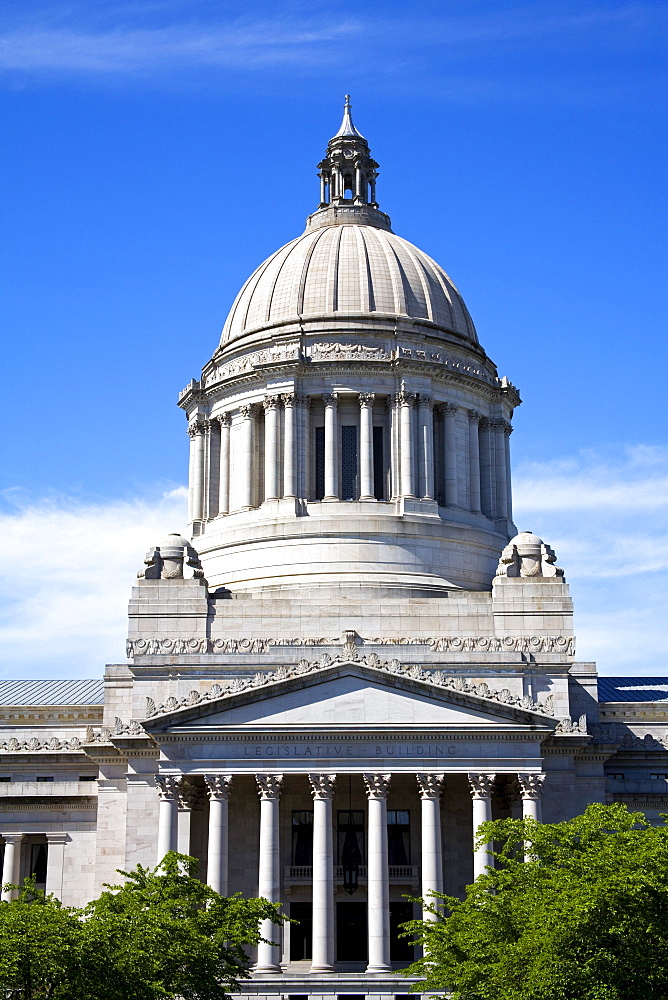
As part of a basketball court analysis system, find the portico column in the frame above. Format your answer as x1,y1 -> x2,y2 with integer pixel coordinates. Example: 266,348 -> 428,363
217,413 -> 231,515
0,834 -> 24,901
494,419 -> 509,519
188,420 -> 206,523
468,411 -> 481,512
155,775 -> 182,863
517,773 -> 545,823
205,775 -> 233,896
323,393 -> 339,501
178,782 -> 197,857
364,773 -> 391,973
309,774 -> 337,972
417,774 -> 444,920
443,403 -> 458,507
239,404 -> 257,510
283,393 -> 297,499
263,396 -> 281,501
468,773 -> 496,880
418,395 -> 434,500
255,774 -> 284,973
359,393 -> 375,500
45,832 -> 68,900
397,391 -> 416,498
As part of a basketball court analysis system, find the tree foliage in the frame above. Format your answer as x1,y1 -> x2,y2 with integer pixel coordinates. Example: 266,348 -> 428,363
406,803 -> 668,1000
0,853 -> 284,1000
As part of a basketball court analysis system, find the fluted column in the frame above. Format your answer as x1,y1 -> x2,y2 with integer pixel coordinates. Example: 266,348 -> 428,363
468,411 -> 482,513
418,395 -> 434,500
309,774 -> 337,972
263,396 -> 281,501
297,395 -> 309,498
239,404 -> 257,510
494,419 -> 509,519
0,834 -> 24,901
188,420 -> 206,523
359,392 -> 375,500
417,774 -> 444,920
468,773 -> 496,880
217,413 -> 231,515
364,773 -> 391,973
283,394 -> 297,499
397,391 -> 416,498
443,403 -> 458,507
323,393 -> 339,501
479,418 -> 496,517
205,774 -> 232,896
255,774 -> 284,972
504,422 -> 513,523
517,773 -> 545,823
156,775 -> 182,862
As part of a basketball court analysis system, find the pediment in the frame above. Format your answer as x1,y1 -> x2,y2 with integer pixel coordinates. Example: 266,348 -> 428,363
142,656 -> 556,733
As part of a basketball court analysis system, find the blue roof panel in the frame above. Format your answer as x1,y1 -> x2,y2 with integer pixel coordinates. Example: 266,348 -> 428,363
598,677 -> 668,703
0,679 -> 104,706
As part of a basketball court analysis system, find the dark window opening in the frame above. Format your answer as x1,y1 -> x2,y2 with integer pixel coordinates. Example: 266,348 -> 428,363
390,902 -> 415,963
0,777 -> 11,783
341,425 -> 358,500
292,810 -> 313,865
289,902 -> 312,960
315,426 -> 325,500
36,776 -> 54,783
344,174 -> 353,199
651,773 -> 668,780
387,809 -> 410,866
373,426 -> 384,499
30,844 -> 48,885
336,902 -> 367,961
338,810 -> 364,865
79,775 -> 97,782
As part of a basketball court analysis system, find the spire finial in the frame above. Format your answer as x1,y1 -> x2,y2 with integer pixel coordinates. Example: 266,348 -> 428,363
334,94 -> 364,139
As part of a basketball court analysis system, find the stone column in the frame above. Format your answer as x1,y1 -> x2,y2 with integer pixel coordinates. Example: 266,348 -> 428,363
255,774 -> 284,973
359,392 -> 375,500
0,833 -> 24,901
468,773 -> 496,880
297,394 -> 309,499
309,773 -> 337,972
217,413 -> 231,515
517,773 -> 545,823
504,422 -> 513,523
417,774 -> 444,920
494,419 -> 509,519
323,393 -> 339,501
283,394 -> 297,499
397,391 -> 416,498
443,403 -> 458,507
239,404 -> 257,510
156,775 -> 182,862
418,395 -> 434,500
364,773 -> 391,973
188,420 -> 206,523
205,775 -> 233,896
177,782 -> 198,857
45,832 -> 68,900
468,411 -> 482,513
320,172 -> 327,206
479,418 -> 496,517
263,396 -> 281,501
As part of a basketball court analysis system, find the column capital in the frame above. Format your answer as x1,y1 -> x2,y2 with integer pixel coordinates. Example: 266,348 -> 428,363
479,415 -> 492,431
468,409 -> 482,425
468,773 -> 496,799
239,402 -> 259,418
255,774 -> 284,800
263,394 -> 282,411
205,774 -> 233,801
45,832 -> 69,845
0,833 -> 24,844
155,774 -> 182,801
416,773 -> 444,799
187,419 -> 206,438
442,401 -> 458,414
363,773 -> 391,799
395,390 -> 417,406
322,392 -> 339,408
359,392 -> 375,406
217,411 -> 231,428
308,773 -> 337,800
282,392 -> 297,407
179,782 -> 202,811
418,393 -> 434,410
516,772 -> 545,800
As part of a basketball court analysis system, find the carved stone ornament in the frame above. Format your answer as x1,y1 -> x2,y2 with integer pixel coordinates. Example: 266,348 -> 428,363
308,774 -> 337,800
358,392 -> 375,406
0,734 -> 85,752
136,534 -> 205,581
239,403 -> 259,418
155,774 -> 182,801
204,774 -> 233,800
468,409 -> 482,424
418,394 -> 434,410
217,411 -> 231,427
263,395 -> 281,410
363,773 -> 391,799
516,773 -> 546,799
187,419 -> 206,438
395,391 -> 416,406
468,773 -> 497,798
416,773 -> 445,799
495,531 -> 564,580
256,774 -> 284,799
554,714 -> 588,735
322,393 -> 339,408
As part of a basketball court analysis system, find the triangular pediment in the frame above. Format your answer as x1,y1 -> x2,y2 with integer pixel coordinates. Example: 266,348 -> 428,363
142,656 -> 556,732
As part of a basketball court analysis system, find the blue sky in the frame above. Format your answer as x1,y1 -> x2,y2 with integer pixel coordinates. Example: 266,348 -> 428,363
1,0 -> 667,677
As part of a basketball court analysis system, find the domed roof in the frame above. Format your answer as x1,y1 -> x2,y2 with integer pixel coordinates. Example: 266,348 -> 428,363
220,223 -> 478,348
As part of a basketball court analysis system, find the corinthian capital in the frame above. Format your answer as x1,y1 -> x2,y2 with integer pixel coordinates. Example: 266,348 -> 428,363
517,772 -> 545,800
416,773 -> 444,799
217,412 -> 231,428
255,774 -> 284,800
418,394 -> 434,410
263,395 -> 282,411
204,774 -> 233,800
239,403 -> 259,419
468,773 -> 496,799
468,409 -> 482,425
358,392 -> 375,406
308,773 -> 337,800
155,774 -> 182,801
322,393 -> 339,408
363,773 -> 391,799
395,391 -> 417,406
187,420 -> 205,438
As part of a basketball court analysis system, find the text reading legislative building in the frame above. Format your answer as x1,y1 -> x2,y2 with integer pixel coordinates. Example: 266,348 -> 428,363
2,99 -> 667,999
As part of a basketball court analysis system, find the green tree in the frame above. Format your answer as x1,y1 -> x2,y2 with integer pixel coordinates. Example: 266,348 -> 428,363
406,803 -> 668,1000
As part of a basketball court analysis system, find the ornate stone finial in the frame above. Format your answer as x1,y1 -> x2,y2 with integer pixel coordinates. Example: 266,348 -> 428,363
155,774 -> 182,801
137,546 -> 163,580
516,773 -> 546,799
255,774 -> 284,799
495,531 -> 565,580
416,773 -> 445,799
363,773 -> 391,799
137,534 -> 205,582
468,773 -> 496,798
308,774 -> 337,799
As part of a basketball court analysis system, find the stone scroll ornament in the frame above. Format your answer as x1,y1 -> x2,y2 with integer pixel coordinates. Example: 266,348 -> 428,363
137,533 -> 205,581
495,531 -> 564,579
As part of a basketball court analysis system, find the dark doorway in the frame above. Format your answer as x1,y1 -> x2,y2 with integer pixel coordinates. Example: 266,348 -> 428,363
290,902 -> 312,960
389,901 -> 414,963
336,901 -> 367,961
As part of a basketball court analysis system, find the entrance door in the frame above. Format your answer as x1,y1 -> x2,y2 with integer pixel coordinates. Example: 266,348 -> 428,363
290,902 -> 312,960
336,901 -> 367,961
389,901 -> 415,962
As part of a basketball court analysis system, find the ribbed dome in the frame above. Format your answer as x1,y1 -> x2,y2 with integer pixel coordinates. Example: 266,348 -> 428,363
220,223 -> 478,347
